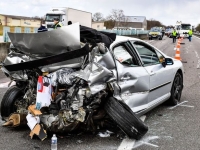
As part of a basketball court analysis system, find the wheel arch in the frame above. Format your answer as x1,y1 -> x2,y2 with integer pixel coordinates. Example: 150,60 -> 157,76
177,69 -> 183,81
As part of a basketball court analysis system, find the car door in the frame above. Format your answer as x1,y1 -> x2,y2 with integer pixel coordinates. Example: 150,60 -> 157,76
112,41 -> 150,113
131,40 -> 174,104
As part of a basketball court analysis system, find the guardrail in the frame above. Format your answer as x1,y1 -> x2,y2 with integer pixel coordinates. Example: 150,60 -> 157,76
194,33 -> 200,37
99,29 -> 149,36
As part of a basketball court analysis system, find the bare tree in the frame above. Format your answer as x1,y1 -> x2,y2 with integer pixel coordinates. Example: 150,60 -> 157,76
196,24 -> 200,32
92,12 -> 104,21
106,9 -> 125,28
147,18 -> 164,30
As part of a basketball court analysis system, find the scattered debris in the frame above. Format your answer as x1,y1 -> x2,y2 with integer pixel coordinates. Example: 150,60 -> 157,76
98,130 -> 114,138
29,124 -> 47,141
34,145 -> 40,149
181,60 -> 187,63
2,113 -> 26,127
76,140 -> 83,144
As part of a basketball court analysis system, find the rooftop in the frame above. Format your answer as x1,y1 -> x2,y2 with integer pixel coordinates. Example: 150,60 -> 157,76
120,16 -> 146,23
0,14 -> 41,20
92,21 -> 105,23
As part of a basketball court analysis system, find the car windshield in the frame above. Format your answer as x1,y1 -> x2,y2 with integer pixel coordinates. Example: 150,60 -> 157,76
45,14 -> 61,22
181,24 -> 191,30
150,27 -> 161,32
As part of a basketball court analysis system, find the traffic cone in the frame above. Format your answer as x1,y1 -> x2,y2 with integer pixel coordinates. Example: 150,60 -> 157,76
181,37 -> 183,40
174,48 -> 181,60
176,43 -> 180,50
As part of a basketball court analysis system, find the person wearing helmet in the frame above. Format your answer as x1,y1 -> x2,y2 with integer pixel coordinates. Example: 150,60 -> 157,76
52,18 -> 62,29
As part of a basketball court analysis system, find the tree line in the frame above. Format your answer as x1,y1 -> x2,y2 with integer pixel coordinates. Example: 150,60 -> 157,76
196,24 -> 200,32
92,9 -> 167,29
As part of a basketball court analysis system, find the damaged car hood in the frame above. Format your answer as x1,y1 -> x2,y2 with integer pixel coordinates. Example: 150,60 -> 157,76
8,23 -> 81,57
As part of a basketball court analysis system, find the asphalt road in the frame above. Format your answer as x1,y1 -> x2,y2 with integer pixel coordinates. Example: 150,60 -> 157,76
0,35 -> 200,150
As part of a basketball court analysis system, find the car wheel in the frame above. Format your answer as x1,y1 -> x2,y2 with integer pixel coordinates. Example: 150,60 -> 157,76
104,97 -> 148,140
168,73 -> 183,105
1,86 -> 23,120
149,37 -> 151,40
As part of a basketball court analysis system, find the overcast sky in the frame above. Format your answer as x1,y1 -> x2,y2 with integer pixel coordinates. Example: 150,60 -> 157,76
0,0 -> 200,26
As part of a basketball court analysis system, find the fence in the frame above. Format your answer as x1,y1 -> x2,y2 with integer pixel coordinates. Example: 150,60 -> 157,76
99,29 -> 150,36
2,26 -> 38,42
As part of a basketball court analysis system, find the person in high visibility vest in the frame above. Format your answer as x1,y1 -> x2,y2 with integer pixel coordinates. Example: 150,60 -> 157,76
188,29 -> 193,42
52,18 -> 62,29
172,28 -> 177,43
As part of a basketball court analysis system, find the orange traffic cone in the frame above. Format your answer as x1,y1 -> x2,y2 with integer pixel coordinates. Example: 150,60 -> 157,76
174,48 -> 181,60
176,43 -> 180,49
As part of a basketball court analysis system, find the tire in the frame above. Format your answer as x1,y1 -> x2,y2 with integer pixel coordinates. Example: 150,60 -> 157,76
168,73 -> 183,105
1,86 -> 23,120
149,37 -> 151,40
104,97 -> 148,140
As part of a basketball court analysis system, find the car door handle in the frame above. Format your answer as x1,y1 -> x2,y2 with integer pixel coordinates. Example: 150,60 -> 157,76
121,76 -> 131,80
150,71 -> 156,76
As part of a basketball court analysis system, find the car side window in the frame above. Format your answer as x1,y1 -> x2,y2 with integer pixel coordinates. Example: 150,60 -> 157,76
131,41 -> 160,66
113,44 -> 139,67
155,50 -> 165,63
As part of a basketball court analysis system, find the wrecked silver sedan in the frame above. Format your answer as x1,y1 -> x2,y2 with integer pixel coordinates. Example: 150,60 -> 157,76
0,23 -> 183,141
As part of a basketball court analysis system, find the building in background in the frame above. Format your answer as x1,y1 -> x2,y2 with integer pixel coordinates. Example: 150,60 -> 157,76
116,16 -> 147,30
0,14 -> 41,37
92,21 -> 106,30
0,14 -> 41,27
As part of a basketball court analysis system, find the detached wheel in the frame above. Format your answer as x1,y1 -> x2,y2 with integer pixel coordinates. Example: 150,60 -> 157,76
104,97 -> 148,140
1,86 -> 23,120
168,72 -> 183,105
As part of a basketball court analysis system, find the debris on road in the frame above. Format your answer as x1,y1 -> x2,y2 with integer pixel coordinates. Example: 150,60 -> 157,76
98,130 -> 114,138
76,140 -> 83,144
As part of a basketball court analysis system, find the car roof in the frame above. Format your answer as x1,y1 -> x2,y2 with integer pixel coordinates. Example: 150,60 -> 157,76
110,35 -> 168,58
110,36 -> 143,48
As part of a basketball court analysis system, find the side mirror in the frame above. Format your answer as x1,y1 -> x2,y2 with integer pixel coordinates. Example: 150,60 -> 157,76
162,58 -> 174,67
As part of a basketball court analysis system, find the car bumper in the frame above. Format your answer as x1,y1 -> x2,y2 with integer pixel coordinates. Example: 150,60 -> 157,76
149,35 -> 161,38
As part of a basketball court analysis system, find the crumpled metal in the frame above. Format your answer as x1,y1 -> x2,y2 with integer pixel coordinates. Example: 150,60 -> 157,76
48,68 -> 75,86
7,23 -> 81,57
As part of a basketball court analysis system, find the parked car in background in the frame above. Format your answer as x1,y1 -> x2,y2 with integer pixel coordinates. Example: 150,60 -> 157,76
166,28 -> 173,38
148,27 -> 163,40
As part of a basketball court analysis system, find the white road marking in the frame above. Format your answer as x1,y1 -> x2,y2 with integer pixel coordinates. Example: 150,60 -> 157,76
179,105 -> 194,108
117,115 -> 146,150
140,141 -> 159,148
169,101 -> 189,109
132,136 -> 159,149
194,50 -> 200,69
0,81 -> 15,88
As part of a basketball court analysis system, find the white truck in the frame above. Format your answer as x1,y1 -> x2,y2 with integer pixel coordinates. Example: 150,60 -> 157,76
174,21 -> 192,38
45,7 -> 92,29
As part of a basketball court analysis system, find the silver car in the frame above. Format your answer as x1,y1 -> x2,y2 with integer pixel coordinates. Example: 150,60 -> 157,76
110,36 -> 184,116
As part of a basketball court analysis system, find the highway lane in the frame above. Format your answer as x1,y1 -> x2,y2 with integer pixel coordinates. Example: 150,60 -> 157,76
0,35 -> 200,149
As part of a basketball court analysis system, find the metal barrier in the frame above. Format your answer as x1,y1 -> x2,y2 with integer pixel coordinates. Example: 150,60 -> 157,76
100,29 -> 149,36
